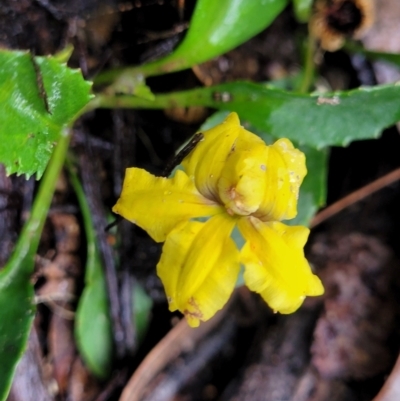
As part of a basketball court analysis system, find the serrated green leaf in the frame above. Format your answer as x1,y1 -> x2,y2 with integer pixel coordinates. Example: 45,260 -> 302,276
96,0 -> 287,86
0,52 -> 87,395
207,82 -> 400,148
0,50 -> 92,178
94,82 -> 400,148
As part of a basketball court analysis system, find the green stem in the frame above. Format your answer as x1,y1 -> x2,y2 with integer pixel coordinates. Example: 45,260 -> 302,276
88,94 -> 174,110
297,35 -> 316,94
94,54 -> 186,87
95,65 -> 156,87
85,91 -> 192,112
65,157 -> 97,276
95,67 -> 144,87
3,128 -> 72,277
86,87 -> 216,112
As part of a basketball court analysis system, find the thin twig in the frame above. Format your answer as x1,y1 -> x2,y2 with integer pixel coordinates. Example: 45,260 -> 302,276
310,167 -> 400,228
372,353 -> 400,401
119,298 -> 231,401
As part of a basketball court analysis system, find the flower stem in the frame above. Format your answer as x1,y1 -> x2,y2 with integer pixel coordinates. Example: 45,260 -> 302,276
86,88 -> 211,111
297,35 -> 316,94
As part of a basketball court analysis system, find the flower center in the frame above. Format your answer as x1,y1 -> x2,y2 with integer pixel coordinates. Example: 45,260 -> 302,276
224,186 -> 256,216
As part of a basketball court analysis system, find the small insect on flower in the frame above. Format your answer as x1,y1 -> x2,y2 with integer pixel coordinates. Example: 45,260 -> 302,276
310,0 -> 374,51
113,113 -> 324,327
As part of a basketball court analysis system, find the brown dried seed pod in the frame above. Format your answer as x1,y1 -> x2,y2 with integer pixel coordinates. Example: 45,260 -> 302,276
310,0 -> 375,51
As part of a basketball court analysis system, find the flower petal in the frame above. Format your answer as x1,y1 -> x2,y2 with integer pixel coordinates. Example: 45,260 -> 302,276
112,168 -> 222,242
157,214 -> 240,327
181,113 -> 241,200
238,216 -> 323,314
217,128 -> 269,216
255,138 -> 307,222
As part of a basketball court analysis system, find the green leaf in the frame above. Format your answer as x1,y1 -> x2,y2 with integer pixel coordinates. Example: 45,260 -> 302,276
53,44 -> 75,64
0,50 -> 92,178
151,0 -> 288,74
0,272 -> 35,401
95,0 -> 287,85
75,268 -> 153,379
68,162 -> 113,379
74,248 -> 153,378
292,0 -> 313,22
199,110 -> 231,131
132,283 -> 153,345
70,162 -> 152,378
75,258 -> 113,379
208,82 -> 400,148
94,82 -> 400,148
0,130 -> 72,401
345,42 -> 400,68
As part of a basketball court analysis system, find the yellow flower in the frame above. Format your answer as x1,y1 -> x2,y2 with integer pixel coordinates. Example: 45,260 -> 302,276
113,113 -> 324,327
